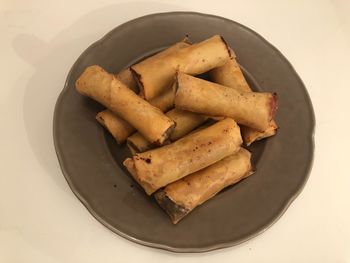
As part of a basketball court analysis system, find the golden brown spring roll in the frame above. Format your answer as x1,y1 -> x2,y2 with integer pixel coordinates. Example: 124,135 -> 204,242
127,132 -> 155,155
127,109 -> 208,154
115,68 -> 138,93
123,118 -> 242,195
96,110 -> 134,144
97,87 -> 175,144
76,65 -> 175,145
209,57 -> 251,93
154,148 -> 254,224
209,57 -> 278,145
131,35 -> 232,100
175,73 -> 278,132
241,122 -> 278,146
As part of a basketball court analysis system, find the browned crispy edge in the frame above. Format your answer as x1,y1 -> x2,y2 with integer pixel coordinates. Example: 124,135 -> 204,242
154,190 -> 190,224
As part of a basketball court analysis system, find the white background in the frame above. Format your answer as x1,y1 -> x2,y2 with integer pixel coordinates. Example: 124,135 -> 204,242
1,0 -> 350,262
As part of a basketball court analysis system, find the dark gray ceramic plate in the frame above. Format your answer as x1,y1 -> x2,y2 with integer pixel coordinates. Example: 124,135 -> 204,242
54,12 -> 315,252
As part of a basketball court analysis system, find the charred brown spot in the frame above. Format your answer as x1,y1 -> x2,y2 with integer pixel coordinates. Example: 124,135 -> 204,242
139,157 -> 152,164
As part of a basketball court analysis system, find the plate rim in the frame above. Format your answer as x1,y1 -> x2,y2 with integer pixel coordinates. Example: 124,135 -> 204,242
53,11 -> 315,253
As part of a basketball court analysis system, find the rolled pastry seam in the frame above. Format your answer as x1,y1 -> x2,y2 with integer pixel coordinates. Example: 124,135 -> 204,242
175,72 -> 278,131
154,147 -> 254,224
127,109 -> 208,154
115,68 -> 139,93
123,118 -> 242,195
209,57 -> 278,144
76,65 -> 175,145
131,35 -> 232,100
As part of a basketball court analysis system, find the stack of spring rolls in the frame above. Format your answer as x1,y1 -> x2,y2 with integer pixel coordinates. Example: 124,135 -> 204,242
76,35 -> 278,224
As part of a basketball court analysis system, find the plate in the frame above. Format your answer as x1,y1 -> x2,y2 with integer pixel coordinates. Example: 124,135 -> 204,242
53,12 -> 315,252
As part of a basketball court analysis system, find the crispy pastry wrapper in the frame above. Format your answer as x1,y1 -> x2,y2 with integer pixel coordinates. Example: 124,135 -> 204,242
131,35 -> 232,100
97,87 -> 175,144
154,148 -> 254,224
131,40 -> 191,100
76,65 -> 175,145
96,110 -> 135,144
127,108 -> 208,154
127,132 -> 155,155
209,57 -> 251,93
175,72 -> 278,132
209,57 -> 278,144
123,118 -> 242,195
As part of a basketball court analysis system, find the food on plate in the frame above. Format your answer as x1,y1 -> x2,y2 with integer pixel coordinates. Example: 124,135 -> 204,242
96,110 -> 135,144
75,34 -> 279,224
97,87 -> 176,144
175,72 -> 277,131
155,148 -> 254,224
76,65 -> 175,145
123,118 -> 242,195
209,57 -> 278,145
131,35 -> 232,100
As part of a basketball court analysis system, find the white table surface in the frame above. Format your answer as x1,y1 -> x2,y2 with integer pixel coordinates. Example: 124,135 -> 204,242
1,0 -> 350,262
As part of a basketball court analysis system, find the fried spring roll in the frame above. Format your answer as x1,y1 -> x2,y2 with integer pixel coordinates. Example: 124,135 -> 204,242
209,57 -> 278,145
131,35 -> 232,100
76,65 -> 175,145
96,110 -> 134,144
241,122 -> 278,146
115,68 -> 138,93
147,87 -> 175,113
175,73 -> 278,131
127,109 -> 208,154
123,118 -> 242,195
209,57 -> 251,93
154,148 -> 254,224
97,87 -> 175,144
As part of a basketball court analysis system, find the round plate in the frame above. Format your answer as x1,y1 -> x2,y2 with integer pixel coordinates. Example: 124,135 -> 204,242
54,12 -> 315,252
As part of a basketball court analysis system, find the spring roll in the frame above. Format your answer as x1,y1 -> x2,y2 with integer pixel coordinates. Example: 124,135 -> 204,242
175,73 -> 278,131
123,118 -> 242,195
154,148 -> 254,224
209,57 -> 251,93
127,109 -> 208,154
209,57 -> 278,145
241,122 -> 278,146
76,65 -> 175,145
96,110 -> 134,144
97,87 -> 176,144
131,35 -> 232,100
